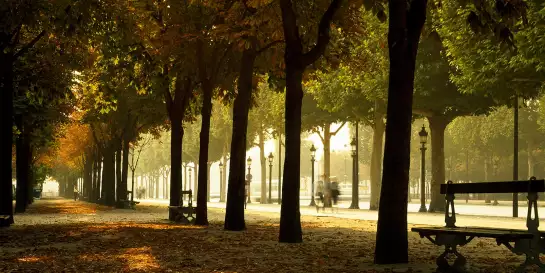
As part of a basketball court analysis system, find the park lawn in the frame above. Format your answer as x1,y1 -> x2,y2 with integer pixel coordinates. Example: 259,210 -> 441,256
0,199 -> 536,272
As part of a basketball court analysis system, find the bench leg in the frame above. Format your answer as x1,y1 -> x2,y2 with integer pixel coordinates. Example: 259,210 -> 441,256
497,238 -> 545,273
517,253 -> 545,273
429,234 -> 474,273
436,245 -> 467,273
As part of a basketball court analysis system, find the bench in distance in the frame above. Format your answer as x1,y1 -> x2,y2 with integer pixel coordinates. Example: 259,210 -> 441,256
168,190 -> 196,224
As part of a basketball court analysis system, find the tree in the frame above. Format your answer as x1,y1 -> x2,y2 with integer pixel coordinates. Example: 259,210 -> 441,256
278,0 -> 345,243
301,90 -> 347,184
0,0 -> 96,226
129,134 -> 153,200
194,2 -> 239,226
209,100 -> 233,202
127,0 -> 202,220
306,48 -> 389,210
223,1 -> 284,231
374,0 -> 427,263
410,26 -> 498,212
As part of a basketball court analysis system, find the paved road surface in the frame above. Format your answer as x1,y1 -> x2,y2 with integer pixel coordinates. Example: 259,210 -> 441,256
137,198 -> 531,230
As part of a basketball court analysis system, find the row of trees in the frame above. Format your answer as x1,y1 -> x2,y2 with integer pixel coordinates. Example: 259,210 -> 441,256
3,0 -> 544,265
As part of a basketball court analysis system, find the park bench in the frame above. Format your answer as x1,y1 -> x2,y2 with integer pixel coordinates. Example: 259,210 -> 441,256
116,191 -> 140,209
412,177 -> 545,273
0,215 -> 10,226
168,190 -> 196,224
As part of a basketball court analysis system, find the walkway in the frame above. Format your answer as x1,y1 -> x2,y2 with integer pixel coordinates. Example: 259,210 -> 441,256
137,198 -> 531,230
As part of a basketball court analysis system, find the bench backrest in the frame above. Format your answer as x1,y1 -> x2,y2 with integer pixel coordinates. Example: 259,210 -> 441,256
440,178 -> 545,194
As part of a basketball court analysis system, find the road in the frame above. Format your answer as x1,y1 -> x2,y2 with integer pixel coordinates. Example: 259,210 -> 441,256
137,197 -> 534,230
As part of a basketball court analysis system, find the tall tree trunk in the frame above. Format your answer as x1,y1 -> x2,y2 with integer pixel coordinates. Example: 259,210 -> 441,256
528,140 -> 535,178
323,124 -> 331,182
427,116 -> 450,212
166,169 -> 170,199
27,157 -> 34,205
102,142 -> 116,206
278,134 -> 282,204
369,113 -> 385,210
484,155 -> 491,203
121,138 -> 130,201
194,164 -> 198,200
131,168 -> 136,201
15,118 -> 31,213
84,153 -> 93,200
206,164 -> 211,202
220,156 -> 227,202
115,138 -> 122,202
513,95 -> 519,217
278,0 -> 342,243
96,148 -> 102,202
196,81 -> 213,225
0,59 -> 14,226
59,178 -> 65,198
259,128 -> 267,204
92,151 -> 97,201
169,114 -> 183,220
279,67 -> 304,243
155,174 -> 159,199
375,0 -> 427,264
225,48 -> 256,231
183,165 -> 188,191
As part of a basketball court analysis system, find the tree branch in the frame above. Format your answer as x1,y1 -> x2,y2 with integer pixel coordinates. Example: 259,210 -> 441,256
301,0 -> 344,67
14,30 -> 46,59
331,121 -> 346,136
256,40 -> 284,54
279,0 -> 302,52
315,128 -> 325,143
10,24 -> 22,46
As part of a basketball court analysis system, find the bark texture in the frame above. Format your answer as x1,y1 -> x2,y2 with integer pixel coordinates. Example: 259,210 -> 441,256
374,0 -> 428,264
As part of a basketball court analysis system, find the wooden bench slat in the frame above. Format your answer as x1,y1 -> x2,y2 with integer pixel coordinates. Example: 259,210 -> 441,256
440,180 -> 545,194
411,226 -> 536,239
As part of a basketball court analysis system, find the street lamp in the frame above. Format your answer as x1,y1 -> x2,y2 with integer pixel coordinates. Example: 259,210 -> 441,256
219,162 -> 223,202
418,125 -> 428,213
246,157 -> 252,204
309,145 -> 317,206
268,153 -> 274,204
349,137 -> 359,209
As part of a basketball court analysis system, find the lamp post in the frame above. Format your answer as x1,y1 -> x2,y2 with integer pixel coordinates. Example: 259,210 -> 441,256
246,157 -> 252,204
309,145 -> 317,206
268,153 -> 273,204
349,137 -> 359,209
418,125 -> 428,212
219,162 -> 223,202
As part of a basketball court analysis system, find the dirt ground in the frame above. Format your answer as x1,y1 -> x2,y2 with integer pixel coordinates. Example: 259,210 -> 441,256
0,199 -> 539,273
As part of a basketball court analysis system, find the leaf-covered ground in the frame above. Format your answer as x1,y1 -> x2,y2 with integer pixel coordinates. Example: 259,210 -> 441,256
0,199 -> 540,272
